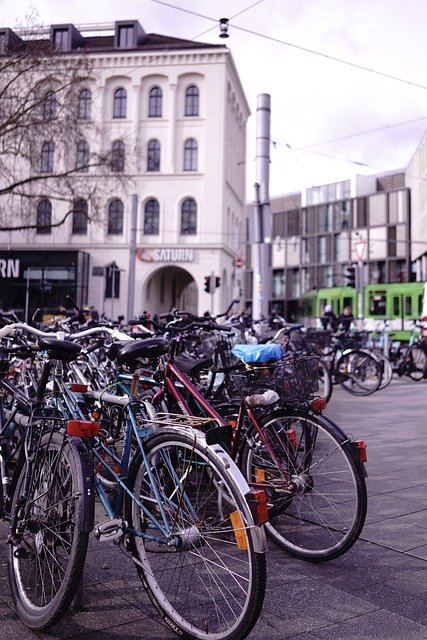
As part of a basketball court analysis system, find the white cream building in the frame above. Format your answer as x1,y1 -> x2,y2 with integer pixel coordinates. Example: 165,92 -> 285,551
0,20 -> 249,320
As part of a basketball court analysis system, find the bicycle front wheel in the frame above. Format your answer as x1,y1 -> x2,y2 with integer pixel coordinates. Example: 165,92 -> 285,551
8,430 -> 90,630
125,428 -> 266,640
240,408 -> 367,562
336,349 -> 382,395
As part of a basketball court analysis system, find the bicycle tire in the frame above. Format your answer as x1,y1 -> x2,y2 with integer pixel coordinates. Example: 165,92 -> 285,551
125,428 -> 267,640
8,430 -> 90,630
317,358 -> 333,403
405,344 -> 427,381
336,349 -> 382,395
240,407 -> 367,562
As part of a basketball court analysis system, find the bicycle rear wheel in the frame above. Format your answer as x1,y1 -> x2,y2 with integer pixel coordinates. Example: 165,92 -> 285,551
336,349 -> 382,395
8,429 -> 90,630
240,408 -> 367,562
125,428 -> 266,640
405,344 -> 427,381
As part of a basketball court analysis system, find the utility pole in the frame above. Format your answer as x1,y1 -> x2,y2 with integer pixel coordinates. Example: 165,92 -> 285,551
251,94 -> 271,332
127,194 -> 138,321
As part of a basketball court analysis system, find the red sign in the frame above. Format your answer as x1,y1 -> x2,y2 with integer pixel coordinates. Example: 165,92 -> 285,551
235,257 -> 243,269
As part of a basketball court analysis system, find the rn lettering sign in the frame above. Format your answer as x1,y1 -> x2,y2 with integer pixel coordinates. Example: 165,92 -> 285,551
0,259 -> 19,278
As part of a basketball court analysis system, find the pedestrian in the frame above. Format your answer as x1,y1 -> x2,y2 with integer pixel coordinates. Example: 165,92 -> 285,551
321,304 -> 337,330
337,305 -> 354,331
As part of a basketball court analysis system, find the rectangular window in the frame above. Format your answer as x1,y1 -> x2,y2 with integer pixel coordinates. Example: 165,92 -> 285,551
53,28 -> 69,51
118,25 -> 134,48
369,293 -> 386,315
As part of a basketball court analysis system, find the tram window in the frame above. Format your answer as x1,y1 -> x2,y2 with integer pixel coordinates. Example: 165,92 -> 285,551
369,294 -> 386,315
319,298 -> 327,315
393,296 -> 399,316
405,297 -> 412,316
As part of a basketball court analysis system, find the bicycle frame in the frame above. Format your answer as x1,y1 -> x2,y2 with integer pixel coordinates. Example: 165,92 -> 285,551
151,359 -> 300,487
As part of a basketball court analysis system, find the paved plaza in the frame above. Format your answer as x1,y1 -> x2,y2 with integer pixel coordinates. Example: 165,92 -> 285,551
1,376 -> 427,639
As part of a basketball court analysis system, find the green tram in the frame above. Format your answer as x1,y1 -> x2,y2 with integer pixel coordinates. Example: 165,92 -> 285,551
297,282 -> 426,341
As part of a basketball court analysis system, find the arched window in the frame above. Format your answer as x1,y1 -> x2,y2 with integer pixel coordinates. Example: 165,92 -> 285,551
185,85 -> 199,116
184,139 -> 197,171
111,140 -> 125,172
149,87 -> 162,117
108,199 -> 124,234
113,88 -> 127,118
76,141 -> 90,172
181,198 -> 197,235
72,199 -> 88,235
144,199 -> 160,235
36,199 -> 52,235
78,89 -> 92,119
147,139 -> 160,172
41,142 -> 54,173
43,90 -> 57,120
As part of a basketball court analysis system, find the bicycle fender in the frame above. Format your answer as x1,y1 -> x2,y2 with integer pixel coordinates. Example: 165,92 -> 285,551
199,436 -> 268,554
69,436 -> 96,533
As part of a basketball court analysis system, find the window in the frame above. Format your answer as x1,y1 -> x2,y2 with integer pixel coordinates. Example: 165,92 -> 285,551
108,199 -> 124,234
147,140 -> 160,172
113,88 -> 126,118
78,89 -> 92,119
118,25 -> 134,48
184,139 -> 197,171
43,91 -> 56,120
181,198 -> 197,235
185,85 -> 199,116
53,28 -> 68,51
76,141 -> 90,172
72,199 -> 88,235
36,199 -> 52,235
111,140 -> 125,172
144,199 -> 160,235
41,142 -> 54,173
149,87 -> 162,117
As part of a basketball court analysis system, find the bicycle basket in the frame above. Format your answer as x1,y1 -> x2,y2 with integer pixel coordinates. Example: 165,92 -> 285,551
200,332 -> 240,369
289,329 -> 332,354
230,355 -> 319,404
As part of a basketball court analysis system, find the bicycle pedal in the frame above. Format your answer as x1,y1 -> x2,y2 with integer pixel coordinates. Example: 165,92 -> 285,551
94,518 -> 126,542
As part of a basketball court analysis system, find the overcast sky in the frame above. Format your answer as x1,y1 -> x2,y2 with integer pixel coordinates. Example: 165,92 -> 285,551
2,0 -> 427,199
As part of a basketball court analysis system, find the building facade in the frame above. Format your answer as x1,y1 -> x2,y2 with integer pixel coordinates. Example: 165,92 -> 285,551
0,20 -> 249,321
253,171 -> 412,320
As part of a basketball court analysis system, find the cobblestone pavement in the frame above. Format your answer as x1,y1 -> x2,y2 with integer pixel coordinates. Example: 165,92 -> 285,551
1,376 -> 427,639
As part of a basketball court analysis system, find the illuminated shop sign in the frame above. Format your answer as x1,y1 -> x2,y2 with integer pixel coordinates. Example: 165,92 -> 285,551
137,248 -> 194,263
0,259 -> 19,278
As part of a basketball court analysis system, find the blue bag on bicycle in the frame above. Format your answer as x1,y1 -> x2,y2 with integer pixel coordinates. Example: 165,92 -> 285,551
231,343 -> 284,364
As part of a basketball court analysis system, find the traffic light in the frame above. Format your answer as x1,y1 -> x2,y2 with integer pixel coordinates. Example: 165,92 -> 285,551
345,266 -> 356,288
204,276 -> 211,293
215,277 -> 221,289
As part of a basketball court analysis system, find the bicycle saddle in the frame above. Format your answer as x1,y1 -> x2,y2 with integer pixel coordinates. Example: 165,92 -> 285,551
38,337 -> 82,362
116,337 -> 169,366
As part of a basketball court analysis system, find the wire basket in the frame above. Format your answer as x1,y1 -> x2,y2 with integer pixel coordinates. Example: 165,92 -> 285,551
200,332 -> 240,369
289,329 -> 332,353
337,332 -> 369,350
230,355 -> 319,403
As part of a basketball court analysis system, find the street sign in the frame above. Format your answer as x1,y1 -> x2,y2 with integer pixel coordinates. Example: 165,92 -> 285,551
354,240 -> 366,262
235,257 -> 243,269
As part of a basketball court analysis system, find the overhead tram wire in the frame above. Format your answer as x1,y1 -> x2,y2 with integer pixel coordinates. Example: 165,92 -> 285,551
148,0 -> 427,92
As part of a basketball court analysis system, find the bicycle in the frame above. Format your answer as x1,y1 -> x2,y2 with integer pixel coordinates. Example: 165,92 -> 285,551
0,323 -> 268,639
126,327 -> 369,563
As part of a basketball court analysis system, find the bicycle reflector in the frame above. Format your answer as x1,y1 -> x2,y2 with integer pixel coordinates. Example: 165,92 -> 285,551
311,397 -> 326,412
70,384 -> 88,393
247,489 -> 269,526
67,420 -> 100,437
354,439 -> 367,463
